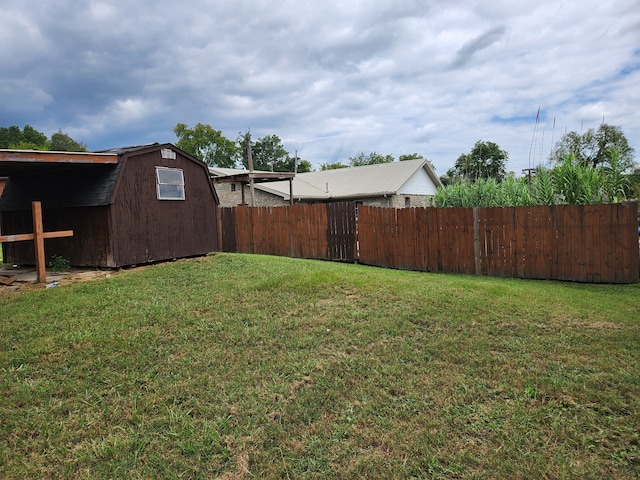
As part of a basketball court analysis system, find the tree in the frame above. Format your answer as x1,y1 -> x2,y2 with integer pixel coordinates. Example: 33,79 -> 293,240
349,151 -> 394,167
268,153 -> 312,173
237,131 -> 302,172
289,158 -> 313,173
448,140 -> 508,182
398,153 -> 422,161
21,125 -> 49,149
320,162 -> 349,170
174,123 -> 238,168
50,130 -> 87,151
399,153 -> 436,172
627,166 -> 640,200
1,125 -> 89,151
0,124 -> 49,150
0,125 -> 22,148
254,134 -> 290,171
549,124 -> 635,170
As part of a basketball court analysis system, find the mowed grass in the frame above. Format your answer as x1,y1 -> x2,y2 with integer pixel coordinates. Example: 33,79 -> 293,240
1,253 -> 638,479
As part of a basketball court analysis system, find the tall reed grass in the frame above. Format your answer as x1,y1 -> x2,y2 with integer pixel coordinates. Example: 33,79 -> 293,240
434,151 -> 631,208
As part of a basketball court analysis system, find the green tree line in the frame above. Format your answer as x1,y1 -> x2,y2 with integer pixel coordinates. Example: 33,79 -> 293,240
174,123 -> 434,173
174,123 -> 314,172
0,125 -> 87,151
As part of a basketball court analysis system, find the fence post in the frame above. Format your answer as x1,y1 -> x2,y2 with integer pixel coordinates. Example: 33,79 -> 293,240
473,207 -> 481,276
217,208 -> 222,252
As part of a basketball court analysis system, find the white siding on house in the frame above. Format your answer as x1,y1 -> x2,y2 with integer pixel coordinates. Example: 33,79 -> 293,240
397,167 -> 438,196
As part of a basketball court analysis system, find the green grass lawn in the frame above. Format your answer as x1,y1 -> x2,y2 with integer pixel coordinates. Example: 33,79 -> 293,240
1,253 -> 638,479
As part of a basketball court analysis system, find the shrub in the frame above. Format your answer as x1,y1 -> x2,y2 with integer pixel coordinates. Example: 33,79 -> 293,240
48,254 -> 70,271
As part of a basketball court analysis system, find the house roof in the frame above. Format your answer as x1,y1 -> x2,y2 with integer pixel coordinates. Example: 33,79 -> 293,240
254,158 -> 442,201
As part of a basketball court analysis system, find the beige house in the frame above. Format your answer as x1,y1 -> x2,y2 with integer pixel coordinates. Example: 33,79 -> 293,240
210,158 -> 442,207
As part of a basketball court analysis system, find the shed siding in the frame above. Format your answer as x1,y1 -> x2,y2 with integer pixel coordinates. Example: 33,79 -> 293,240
1,206 -> 114,267
112,150 -> 218,266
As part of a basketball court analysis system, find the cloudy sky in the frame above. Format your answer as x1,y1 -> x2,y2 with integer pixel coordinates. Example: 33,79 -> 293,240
1,0 -> 638,174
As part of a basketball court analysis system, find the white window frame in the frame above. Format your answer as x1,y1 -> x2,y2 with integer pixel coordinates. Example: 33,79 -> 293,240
156,167 -> 185,200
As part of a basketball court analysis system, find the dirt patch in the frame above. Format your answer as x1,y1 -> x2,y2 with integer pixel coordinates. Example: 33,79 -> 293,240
0,266 -> 117,295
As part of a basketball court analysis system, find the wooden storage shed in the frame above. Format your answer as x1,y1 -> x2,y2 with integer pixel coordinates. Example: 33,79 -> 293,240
0,143 -> 219,267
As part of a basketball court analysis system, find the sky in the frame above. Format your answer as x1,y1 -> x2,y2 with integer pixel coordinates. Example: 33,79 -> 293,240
1,0 -> 639,175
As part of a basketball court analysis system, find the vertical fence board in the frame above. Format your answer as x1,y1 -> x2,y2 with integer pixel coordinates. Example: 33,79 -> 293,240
555,205 -> 567,281
503,207 -> 516,278
621,202 -> 639,283
548,206 -> 559,280
564,205 -> 582,280
585,204 -> 600,283
486,208 -> 499,277
420,208 -> 428,271
444,208 -> 456,272
476,208 -> 487,276
436,208 -> 447,272
425,207 -> 437,272
600,205 -> 614,282
514,207 -> 527,278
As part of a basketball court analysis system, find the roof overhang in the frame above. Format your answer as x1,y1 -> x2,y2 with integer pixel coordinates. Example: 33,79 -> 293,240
0,150 -> 120,177
211,170 -> 295,184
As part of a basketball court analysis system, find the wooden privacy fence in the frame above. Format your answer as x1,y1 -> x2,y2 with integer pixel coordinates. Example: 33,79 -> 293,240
218,202 -> 356,261
359,202 -> 639,283
218,201 -> 639,283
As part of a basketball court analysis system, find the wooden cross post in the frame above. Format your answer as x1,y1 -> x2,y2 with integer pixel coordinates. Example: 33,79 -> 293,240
0,201 -> 74,283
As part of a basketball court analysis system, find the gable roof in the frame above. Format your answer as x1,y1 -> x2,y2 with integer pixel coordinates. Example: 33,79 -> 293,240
255,158 -> 442,201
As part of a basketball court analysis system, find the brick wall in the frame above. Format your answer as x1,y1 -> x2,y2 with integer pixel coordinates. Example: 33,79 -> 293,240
214,182 -> 289,207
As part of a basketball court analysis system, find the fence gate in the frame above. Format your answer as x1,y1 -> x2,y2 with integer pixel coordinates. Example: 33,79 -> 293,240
326,202 -> 357,261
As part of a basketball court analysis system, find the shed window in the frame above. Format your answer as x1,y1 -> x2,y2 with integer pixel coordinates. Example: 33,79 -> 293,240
156,167 -> 185,200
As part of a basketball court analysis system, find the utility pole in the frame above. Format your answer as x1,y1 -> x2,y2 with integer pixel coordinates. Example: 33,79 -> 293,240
248,139 -> 255,207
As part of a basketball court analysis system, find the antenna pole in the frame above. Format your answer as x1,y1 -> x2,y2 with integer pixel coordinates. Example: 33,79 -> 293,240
528,106 -> 540,170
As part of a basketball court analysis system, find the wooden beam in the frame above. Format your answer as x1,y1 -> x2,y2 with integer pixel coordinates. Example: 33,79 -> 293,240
44,230 -> 74,239
0,201 -> 74,283
0,233 -> 35,242
0,231 -> 72,243
289,178 -> 293,206
0,150 -> 119,164
32,202 -> 46,283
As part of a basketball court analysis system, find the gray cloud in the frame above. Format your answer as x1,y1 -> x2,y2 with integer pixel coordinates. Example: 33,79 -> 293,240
450,25 -> 508,69
0,0 -> 638,175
